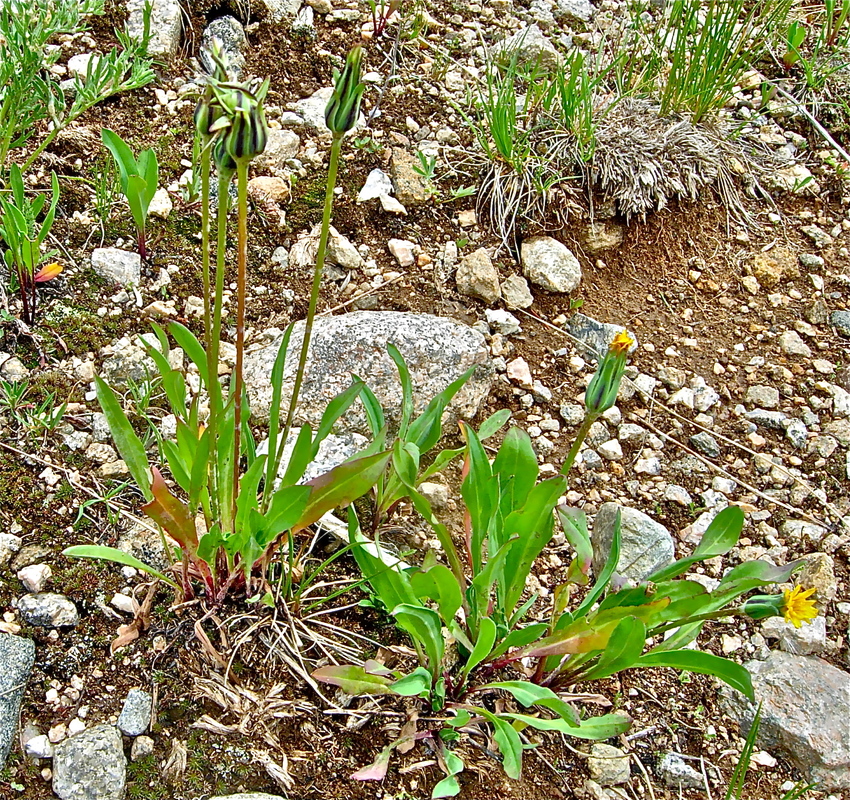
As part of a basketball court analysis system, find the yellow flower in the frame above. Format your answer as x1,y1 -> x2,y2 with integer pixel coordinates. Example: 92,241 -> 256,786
610,330 -> 634,355
782,585 -> 818,628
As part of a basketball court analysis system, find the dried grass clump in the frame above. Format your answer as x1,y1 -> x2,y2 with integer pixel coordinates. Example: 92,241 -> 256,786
588,98 -> 747,222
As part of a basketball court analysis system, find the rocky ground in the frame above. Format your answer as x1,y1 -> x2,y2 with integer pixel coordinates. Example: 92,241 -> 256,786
0,0 -> 849,799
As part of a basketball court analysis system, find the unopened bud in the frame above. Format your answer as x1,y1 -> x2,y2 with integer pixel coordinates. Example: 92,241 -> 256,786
325,46 -> 365,135
584,330 -> 634,417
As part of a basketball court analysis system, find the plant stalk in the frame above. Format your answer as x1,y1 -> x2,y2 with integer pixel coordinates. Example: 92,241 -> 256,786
232,160 -> 249,518
559,414 -> 596,478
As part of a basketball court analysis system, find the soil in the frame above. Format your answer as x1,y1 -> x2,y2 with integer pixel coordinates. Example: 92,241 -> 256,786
0,2 -> 848,800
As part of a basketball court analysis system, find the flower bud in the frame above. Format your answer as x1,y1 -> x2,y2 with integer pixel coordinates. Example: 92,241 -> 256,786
218,86 -> 268,164
741,594 -> 783,621
325,46 -> 366,135
584,330 -> 634,417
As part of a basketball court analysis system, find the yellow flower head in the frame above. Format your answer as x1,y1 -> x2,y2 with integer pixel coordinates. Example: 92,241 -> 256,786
782,585 -> 818,628
610,330 -> 634,355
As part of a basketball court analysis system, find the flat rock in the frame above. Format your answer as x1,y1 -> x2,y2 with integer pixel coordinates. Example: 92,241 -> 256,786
288,224 -> 364,270
555,0 -> 595,22
390,148 -> 430,206
778,330 -> 811,357
91,248 -> 141,286
720,651 -> 850,789
657,752 -> 703,789
118,689 -> 152,737
564,313 -> 638,361
127,0 -> 182,59
746,385 -> 780,409
584,222 -> 624,252
17,593 -> 79,628
0,533 -> 22,569
357,169 -> 394,203
200,16 -> 246,79
588,743 -> 630,785
502,274 -> 534,309
591,503 -> 674,584
0,635 -> 35,768
53,724 -> 126,800
259,430 -> 368,487
521,236 -> 581,293
762,616 -> 827,656
258,0 -> 302,21
243,312 -> 493,434
456,248 -> 501,303
254,129 -> 300,175
492,24 -> 561,69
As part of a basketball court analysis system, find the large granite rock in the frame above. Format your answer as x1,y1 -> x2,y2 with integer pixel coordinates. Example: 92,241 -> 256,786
243,312 -> 494,434
720,651 -> 850,789
591,503 -> 674,584
53,724 -> 126,800
0,635 -> 35,768
127,0 -> 182,59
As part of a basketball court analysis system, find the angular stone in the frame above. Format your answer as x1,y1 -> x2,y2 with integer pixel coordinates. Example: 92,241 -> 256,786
0,635 -> 35,768
53,724 -> 126,800
390,148 -> 430,206
289,224 -> 364,271
584,222 -> 624,252
501,274 -> 534,309
255,129 -> 300,176
210,795 -> 286,800
720,652 -> 850,789
588,743 -> 630,786
565,313 -> 637,361
17,593 -> 78,628
591,503 -> 674,584
658,752 -> 703,789
689,431 -> 720,458
130,735 -> 154,761
357,168 -> 394,203
0,534 -> 22,569
762,616 -> 827,656
521,236 -> 581,293
832,310 -> 850,338
118,689 -> 152,737
493,24 -> 561,69
778,330 -> 811,357
746,385 -> 780,409
555,0 -> 595,22
751,248 -> 798,289
244,312 -> 493,433
127,0 -> 182,59
456,248 -> 501,303
91,248 -> 141,287
200,16 -> 246,79
258,0 -> 302,22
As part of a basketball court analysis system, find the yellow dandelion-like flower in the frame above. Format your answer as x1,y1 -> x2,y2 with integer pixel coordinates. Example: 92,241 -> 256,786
610,330 -> 634,355
782,585 -> 818,628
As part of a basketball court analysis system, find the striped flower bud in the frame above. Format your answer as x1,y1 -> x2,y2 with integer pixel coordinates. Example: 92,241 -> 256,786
584,330 -> 634,417
218,85 -> 268,164
325,46 -> 365,135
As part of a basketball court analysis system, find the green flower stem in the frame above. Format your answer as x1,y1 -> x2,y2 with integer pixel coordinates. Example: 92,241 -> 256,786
274,132 -> 343,475
559,413 -> 597,478
231,160 -> 249,517
649,607 -> 744,638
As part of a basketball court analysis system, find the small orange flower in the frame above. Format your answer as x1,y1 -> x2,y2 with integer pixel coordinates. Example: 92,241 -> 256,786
610,330 -> 634,355
782,585 -> 818,628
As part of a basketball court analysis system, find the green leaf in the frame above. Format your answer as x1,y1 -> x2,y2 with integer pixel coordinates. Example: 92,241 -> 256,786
311,381 -> 364,457
406,368 -> 473,455
636,649 -> 754,701
492,426 -> 539,512
294,451 -> 391,531
580,617 -> 647,681
388,343 -> 414,437
391,666 -> 433,697
94,376 -> 152,501
63,545 -> 178,588
460,423 -> 496,574
573,510 -> 621,619
461,617 -> 497,682
265,484 -> 311,535
312,665 -> 395,695
648,506 -> 744,582
482,681 -> 579,726
432,775 -> 461,798
168,322 -> 210,388
393,604 -> 444,675
558,506 -> 592,585
281,424 -> 314,486
410,564 -> 463,629
355,379 -> 386,439
477,408 -> 511,440
488,622 -> 548,660
504,711 -> 631,740
476,708 -> 523,779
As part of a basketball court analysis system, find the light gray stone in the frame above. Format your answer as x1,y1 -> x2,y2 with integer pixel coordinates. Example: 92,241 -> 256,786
210,794 -> 287,800
255,129 -> 301,176
118,689 -> 152,737
564,313 -> 637,361
591,503 -> 674,584
53,724 -> 126,800
745,409 -> 788,430
689,431 -> 720,458
294,87 -> 364,135
588,743 -> 630,786
832,310 -> 850,338
258,430 -> 368,487
778,330 -> 812,357
555,0 -> 595,23
658,752 -> 703,789
200,16 -> 246,80
130,735 -> 154,761
746,385 -> 780,409
244,312 -> 493,434
357,169 -> 394,203
258,0 -> 302,21
291,4 -> 315,34
17,593 -> 78,628
485,309 -> 521,336
501,274 -> 534,309
0,635 -> 35,768
456,248 -> 501,303
91,248 -> 141,287
492,24 -> 561,69
762,616 -> 827,656
0,533 -> 22,569
288,224 -> 364,271
720,651 -> 850,789
127,0 -> 182,59
521,236 -> 581,293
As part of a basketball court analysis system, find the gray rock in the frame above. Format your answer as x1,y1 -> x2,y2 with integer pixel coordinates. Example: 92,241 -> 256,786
117,523 -> 169,572
258,0 -> 302,21
456,248 -> 501,303
502,274 -> 534,309
254,129 -> 300,176
591,503 -> 674,584
720,651 -> 850,789
200,16 -> 246,80
0,533 -> 22,569
555,0 -> 595,23
259,430 -> 368,487
357,169 -> 394,203
588,743 -> 630,785
117,689 -> 152,737
762,616 -> 827,656
127,0 -> 182,59
560,403 -> 585,426
521,236 -> 581,293
17,593 -> 78,628
0,635 -> 35,768
799,253 -> 825,268
289,224 -> 364,271
689,431 -> 720,458
90,248 -> 141,287
657,752 -> 703,789
294,87 -> 364,135
485,309 -> 521,336
291,4 -> 315,34
746,385 -> 780,409
745,409 -> 788,431
53,724 -> 126,800
778,330 -> 812,357
618,423 -> 647,445
783,418 -> 808,449
832,310 -> 850,338
492,24 -> 561,69
130,735 -> 154,761
10,544 -> 51,572
801,224 -> 832,248
565,313 -> 638,361
244,312 -> 493,434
